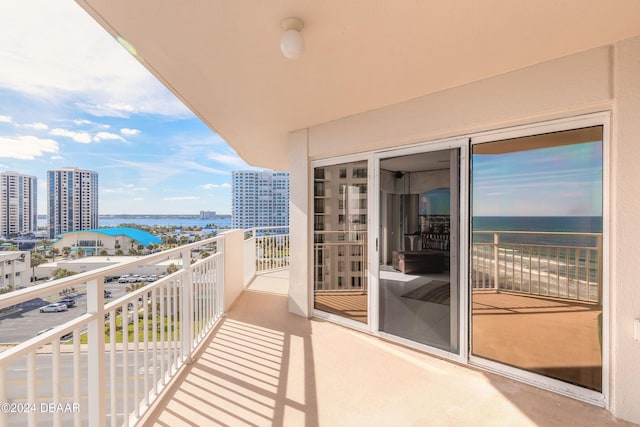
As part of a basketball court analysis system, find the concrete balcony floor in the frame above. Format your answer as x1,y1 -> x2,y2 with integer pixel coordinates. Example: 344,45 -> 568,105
142,271 -> 631,426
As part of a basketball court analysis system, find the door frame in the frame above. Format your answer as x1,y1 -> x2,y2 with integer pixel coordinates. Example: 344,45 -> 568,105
371,137 -> 470,364
311,152 -> 374,333
467,111 -> 610,408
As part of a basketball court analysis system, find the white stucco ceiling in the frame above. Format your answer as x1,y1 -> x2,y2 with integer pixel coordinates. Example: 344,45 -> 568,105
75,0 -> 640,169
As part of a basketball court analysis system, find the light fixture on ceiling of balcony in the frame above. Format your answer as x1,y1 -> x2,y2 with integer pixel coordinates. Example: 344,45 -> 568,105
280,17 -> 304,59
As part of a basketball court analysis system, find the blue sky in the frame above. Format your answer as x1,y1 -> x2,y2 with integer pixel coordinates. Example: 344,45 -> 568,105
0,1 -> 255,215
472,141 -> 603,216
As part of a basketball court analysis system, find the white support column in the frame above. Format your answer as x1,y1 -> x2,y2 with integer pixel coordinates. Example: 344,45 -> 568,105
86,277 -> 106,427
288,129 -> 312,317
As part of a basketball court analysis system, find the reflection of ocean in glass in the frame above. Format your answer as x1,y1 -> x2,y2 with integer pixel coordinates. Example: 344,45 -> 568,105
473,216 -> 602,246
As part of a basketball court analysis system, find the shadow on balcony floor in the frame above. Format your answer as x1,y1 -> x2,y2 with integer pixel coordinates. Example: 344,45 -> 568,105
143,290 -> 630,427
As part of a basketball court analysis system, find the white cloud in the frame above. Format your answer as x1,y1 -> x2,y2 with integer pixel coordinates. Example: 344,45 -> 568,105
102,185 -> 148,193
0,135 -> 59,159
50,128 -> 92,143
163,196 -> 200,201
120,128 -> 140,136
21,122 -> 48,130
0,115 -> 12,123
201,183 -> 231,190
51,155 -> 63,160
0,1 -> 191,118
207,151 -> 248,167
93,132 -> 125,142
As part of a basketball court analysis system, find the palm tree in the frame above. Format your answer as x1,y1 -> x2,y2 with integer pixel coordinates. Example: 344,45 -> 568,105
77,247 -> 85,258
62,246 -> 71,258
99,249 -> 108,256
30,252 -> 47,281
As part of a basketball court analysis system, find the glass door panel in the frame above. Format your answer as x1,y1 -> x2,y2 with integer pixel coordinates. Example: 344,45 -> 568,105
470,126 -> 603,391
378,148 -> 460,353
313,161 -> 368,324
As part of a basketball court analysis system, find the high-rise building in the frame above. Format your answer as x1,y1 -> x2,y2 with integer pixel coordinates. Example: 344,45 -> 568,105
47,167 -> 99,238
0,172 -> 37,238
232,170 -> 289,229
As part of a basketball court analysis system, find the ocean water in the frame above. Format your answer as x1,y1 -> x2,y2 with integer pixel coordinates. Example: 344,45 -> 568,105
37,217 -> 232,229
472,216 -> 602,247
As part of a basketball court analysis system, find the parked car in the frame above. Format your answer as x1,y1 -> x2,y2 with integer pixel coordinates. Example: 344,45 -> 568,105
104,290 -> 112,298
147,275 -> 158,282
118,275 -> 131,283
57,298 -> 76,308
40,303 -> 68,313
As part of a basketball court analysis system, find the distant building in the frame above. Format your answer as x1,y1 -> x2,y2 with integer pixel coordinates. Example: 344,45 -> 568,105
47,167 -> 98,238
199,210 -> 217,219
0,251 -> 31,289
0,172 -> 37,238
232,170 -> 289,229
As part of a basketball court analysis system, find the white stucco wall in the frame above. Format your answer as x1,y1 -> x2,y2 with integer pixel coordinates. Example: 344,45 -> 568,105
611,35 -> 640,423
222,229 -> 246,312
287,37 -> 640,423
288,129 -> 311,317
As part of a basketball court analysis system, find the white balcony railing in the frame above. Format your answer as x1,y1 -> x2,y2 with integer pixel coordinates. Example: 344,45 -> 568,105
0,235 -> 225,427
472,231 -> 602,303
313,230 -> 367,293
243,227 -> 290,285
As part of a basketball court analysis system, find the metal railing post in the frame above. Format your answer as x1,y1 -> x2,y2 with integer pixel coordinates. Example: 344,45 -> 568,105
597,234 -> 603,304
217,238 -> 225,316
182,248 -> 194,363
493,232 -> 500,291
87,277 -> 106,427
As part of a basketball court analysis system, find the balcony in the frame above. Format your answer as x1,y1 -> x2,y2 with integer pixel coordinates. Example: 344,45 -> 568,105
0,228 -> 628,426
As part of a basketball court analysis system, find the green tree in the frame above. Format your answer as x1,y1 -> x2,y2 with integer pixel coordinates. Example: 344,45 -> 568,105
166,263 -> 178,274
49,247 -> 60,261
115,249 -> 124,256
77,247 -> 86,258
52,268 -> 76,279
30,252 -> 47,281
99,249 -> 108,256
62,246 -> 71,258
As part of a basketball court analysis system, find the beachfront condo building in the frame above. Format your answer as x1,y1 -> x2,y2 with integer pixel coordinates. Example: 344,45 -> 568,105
231,170 -> 289,229
0,172 -> 37,238
47,167 -> 98,239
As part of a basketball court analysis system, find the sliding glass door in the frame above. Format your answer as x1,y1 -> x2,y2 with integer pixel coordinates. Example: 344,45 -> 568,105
470,125 -> 604,393
376,144 -> 464,354
313,160 -> 369,324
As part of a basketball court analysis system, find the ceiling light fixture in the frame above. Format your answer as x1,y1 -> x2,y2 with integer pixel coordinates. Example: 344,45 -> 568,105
280,17 -> 304,60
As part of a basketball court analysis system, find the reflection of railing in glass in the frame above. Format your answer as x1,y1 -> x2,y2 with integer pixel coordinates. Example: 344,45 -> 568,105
471,231 -> 602,303
314,230 -> 367,292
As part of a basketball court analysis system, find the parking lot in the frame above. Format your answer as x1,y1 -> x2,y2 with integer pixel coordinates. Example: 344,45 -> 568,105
0,280 -> 131,343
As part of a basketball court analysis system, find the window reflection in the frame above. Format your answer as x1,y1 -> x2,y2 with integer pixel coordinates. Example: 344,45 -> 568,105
471,126 -> 603,391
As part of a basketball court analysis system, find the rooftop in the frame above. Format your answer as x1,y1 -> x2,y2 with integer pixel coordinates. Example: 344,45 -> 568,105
57,227 -> 162,246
